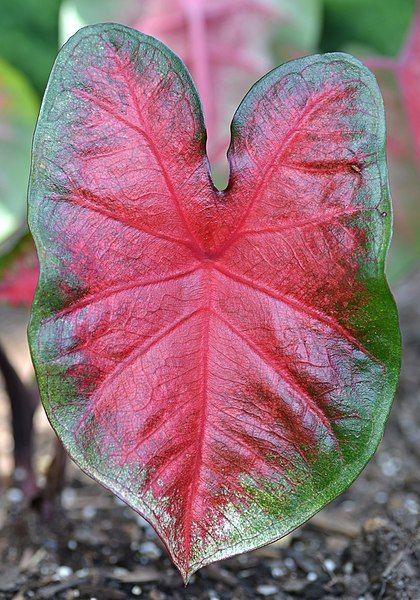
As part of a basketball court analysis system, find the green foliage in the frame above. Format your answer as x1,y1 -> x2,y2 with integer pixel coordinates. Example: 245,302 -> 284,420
0,0 -> 61,94
271,0 -> 323,59
321,0 -> 415,56
0,227 -> 31,273
0,59 -> 38,243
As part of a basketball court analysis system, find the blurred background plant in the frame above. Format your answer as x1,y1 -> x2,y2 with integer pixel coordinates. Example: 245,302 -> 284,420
0,1 -> 419,597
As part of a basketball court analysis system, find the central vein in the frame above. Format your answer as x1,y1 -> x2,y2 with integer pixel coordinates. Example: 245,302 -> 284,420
183,264 -> 215,560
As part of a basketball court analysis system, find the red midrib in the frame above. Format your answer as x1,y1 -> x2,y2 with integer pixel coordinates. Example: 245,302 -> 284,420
109,44 -> 205,253
182,266 -> 214,563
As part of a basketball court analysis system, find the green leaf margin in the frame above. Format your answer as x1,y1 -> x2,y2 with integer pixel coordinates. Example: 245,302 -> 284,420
28,24 -> 401,579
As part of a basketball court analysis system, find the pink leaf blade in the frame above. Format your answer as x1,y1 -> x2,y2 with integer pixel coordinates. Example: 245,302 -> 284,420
28,26 -> 400,580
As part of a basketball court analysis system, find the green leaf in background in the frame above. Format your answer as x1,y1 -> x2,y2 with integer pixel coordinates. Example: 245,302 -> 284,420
59,0 -> 141,44
0,59 -> 38,244
321,0 -> 415,57
271,0 -> 323,59
0,0 -> 61,95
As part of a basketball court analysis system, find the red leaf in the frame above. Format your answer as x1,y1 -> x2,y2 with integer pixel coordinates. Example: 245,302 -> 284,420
399,12 -> 420,164
0,230 -> 38,307
29,26 -> 400,579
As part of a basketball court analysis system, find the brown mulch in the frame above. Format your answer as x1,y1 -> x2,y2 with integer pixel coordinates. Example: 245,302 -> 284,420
0,273 -> 419,600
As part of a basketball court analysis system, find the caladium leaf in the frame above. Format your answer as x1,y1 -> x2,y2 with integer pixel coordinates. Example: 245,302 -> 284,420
28,25 -> 400,580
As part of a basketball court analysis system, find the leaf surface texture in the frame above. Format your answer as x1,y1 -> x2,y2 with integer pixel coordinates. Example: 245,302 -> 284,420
28,25 -> 400,579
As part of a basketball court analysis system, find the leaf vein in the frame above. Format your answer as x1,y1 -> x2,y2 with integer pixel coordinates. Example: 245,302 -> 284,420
213,310 -> 338,444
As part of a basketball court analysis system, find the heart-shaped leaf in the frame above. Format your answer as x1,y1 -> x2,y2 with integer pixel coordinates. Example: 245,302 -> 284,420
28,24 -> 400,580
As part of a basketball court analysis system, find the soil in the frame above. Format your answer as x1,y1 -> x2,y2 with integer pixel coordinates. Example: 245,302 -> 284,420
0,273 -> 419,600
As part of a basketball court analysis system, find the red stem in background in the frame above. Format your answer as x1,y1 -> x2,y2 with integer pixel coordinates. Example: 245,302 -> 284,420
183,0 -> 216,150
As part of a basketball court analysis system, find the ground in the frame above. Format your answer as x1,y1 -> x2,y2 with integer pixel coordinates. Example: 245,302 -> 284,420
0,273 -> 419,600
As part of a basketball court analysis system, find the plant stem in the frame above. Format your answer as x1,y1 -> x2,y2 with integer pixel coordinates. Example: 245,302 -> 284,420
32,436 -> 67,520
0,340 -> 38,497
183,0 -> 216,147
